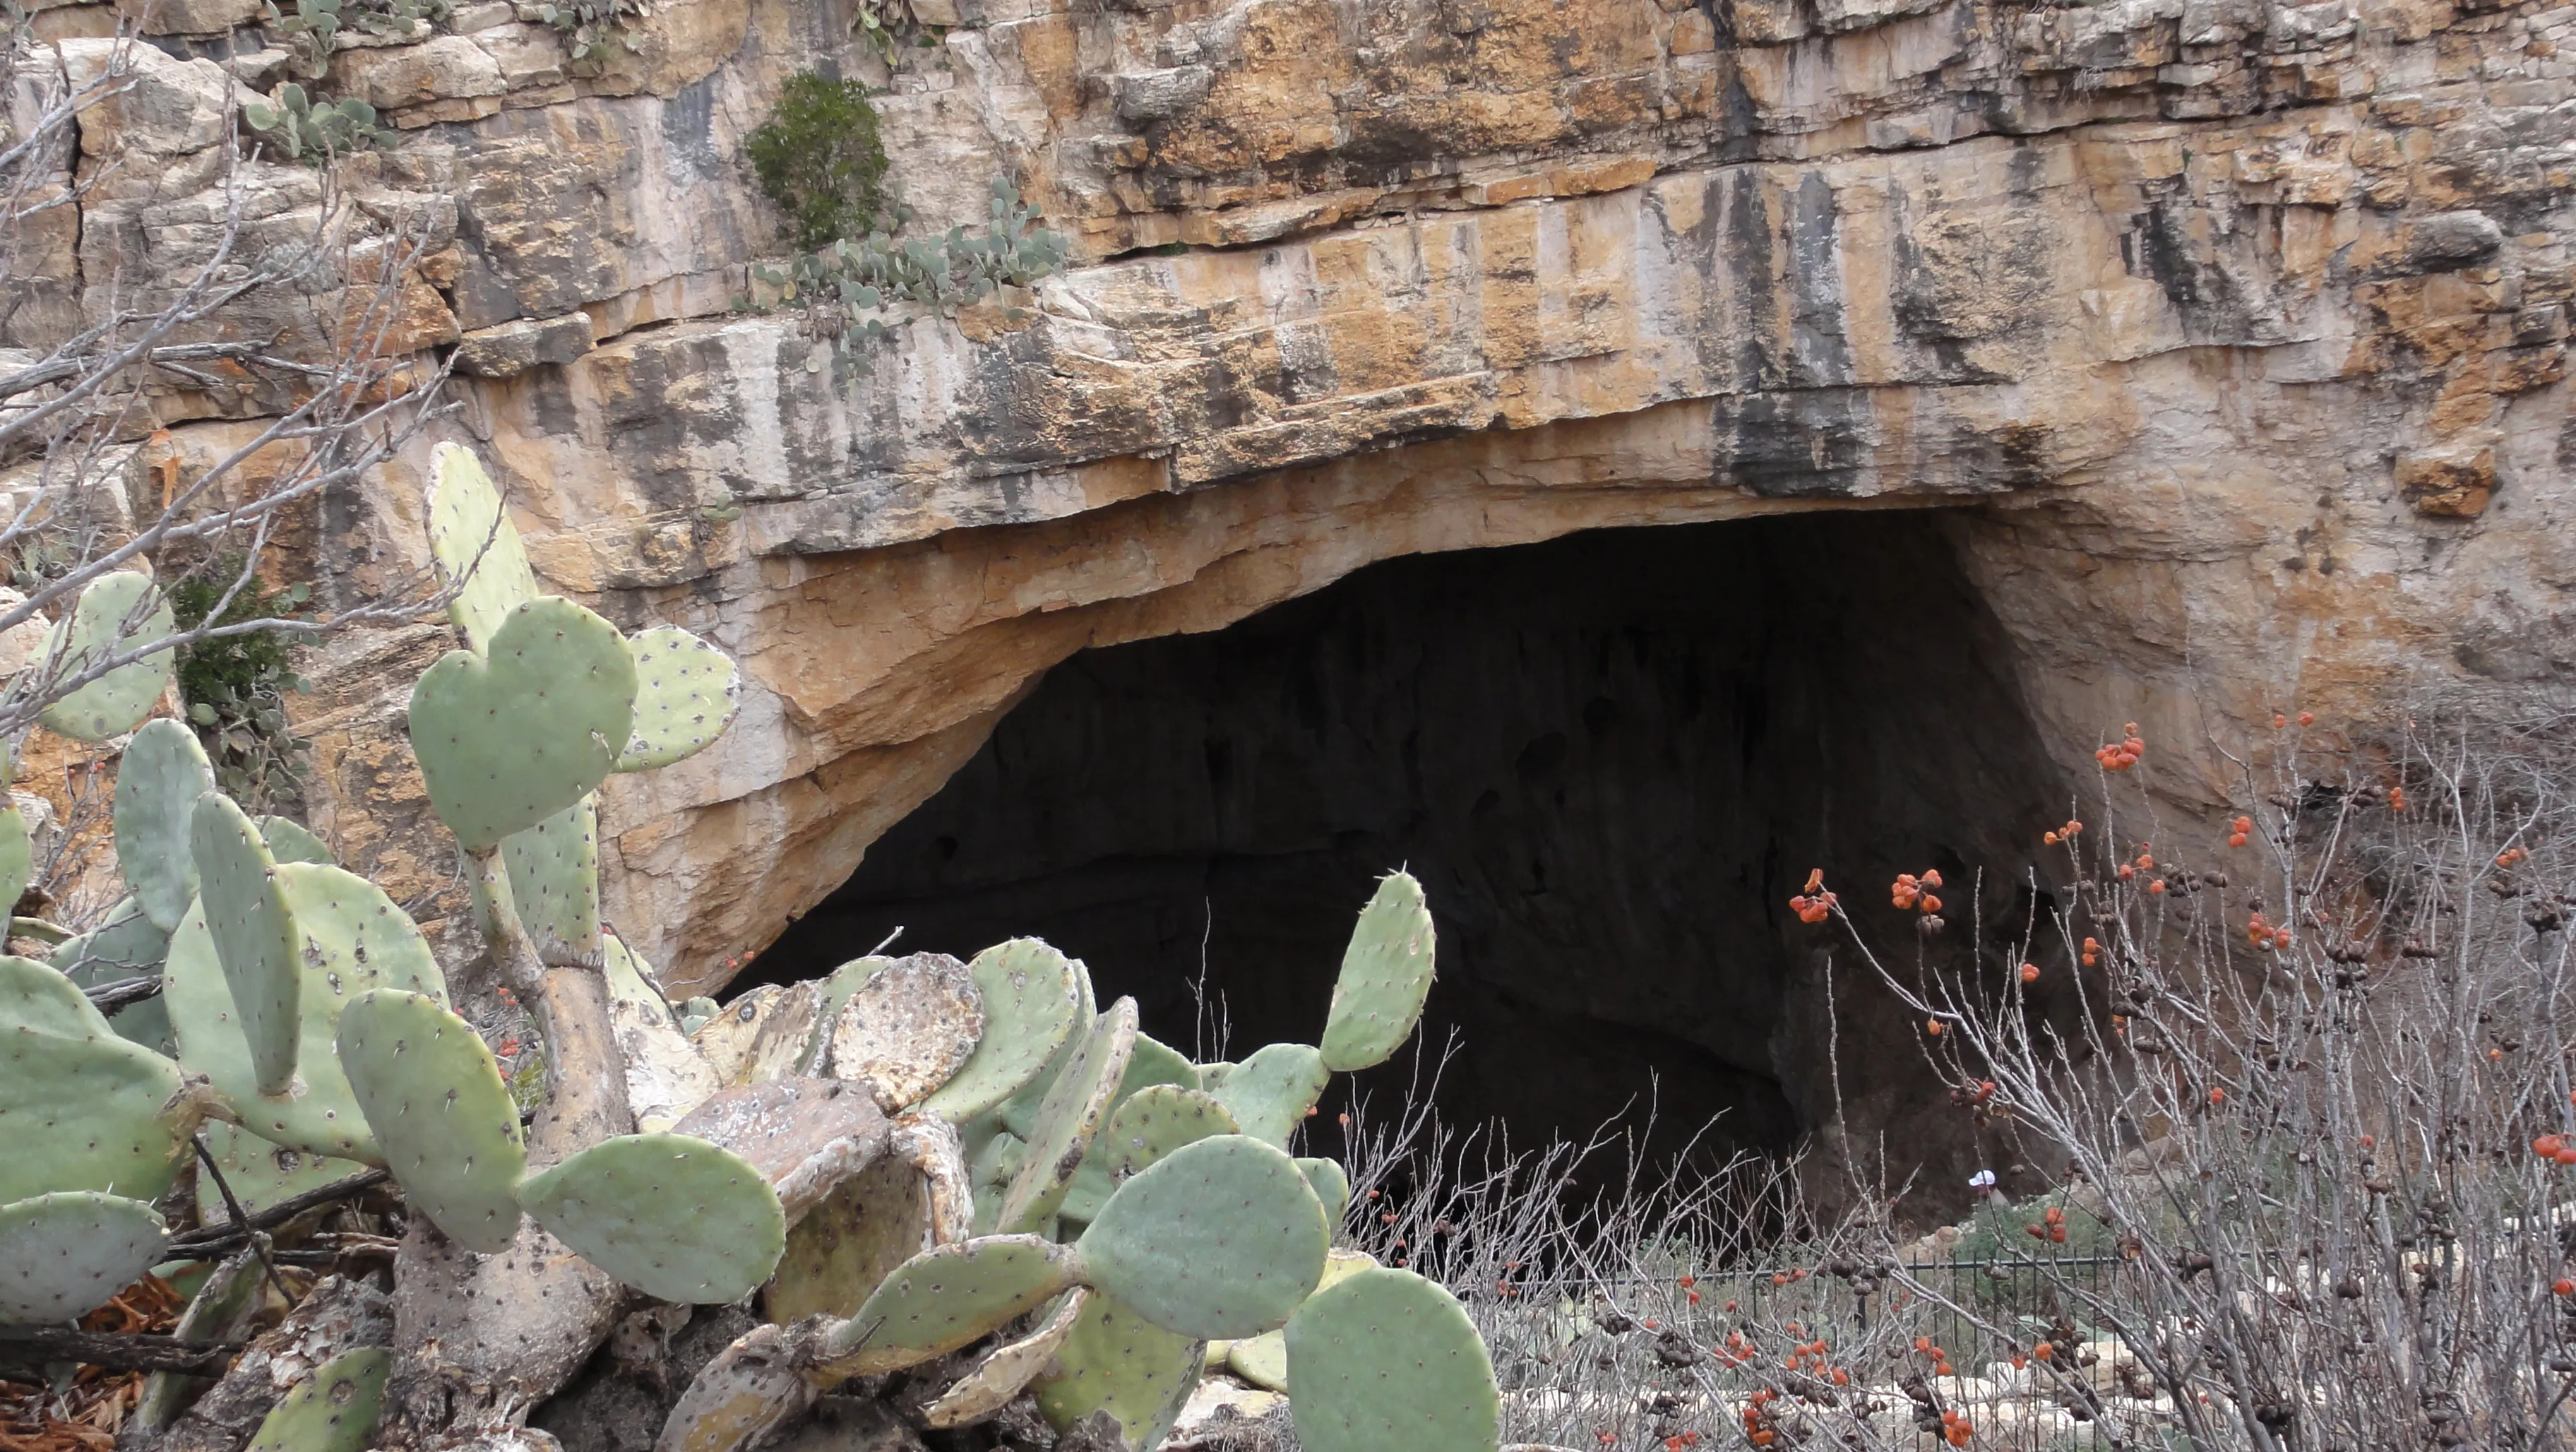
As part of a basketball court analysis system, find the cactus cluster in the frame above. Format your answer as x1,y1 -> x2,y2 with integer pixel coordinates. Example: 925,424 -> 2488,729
648,866 -> 1490,1452
0,445 -> 1497,1452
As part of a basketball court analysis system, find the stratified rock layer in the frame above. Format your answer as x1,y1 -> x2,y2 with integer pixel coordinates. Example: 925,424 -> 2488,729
68,0 -> 2575,994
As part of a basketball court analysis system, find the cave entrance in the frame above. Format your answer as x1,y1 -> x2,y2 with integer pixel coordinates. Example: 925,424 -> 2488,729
751,511 -> 2066,1186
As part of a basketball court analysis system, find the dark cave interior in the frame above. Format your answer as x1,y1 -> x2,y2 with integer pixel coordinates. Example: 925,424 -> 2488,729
748,511 -> 2077,1197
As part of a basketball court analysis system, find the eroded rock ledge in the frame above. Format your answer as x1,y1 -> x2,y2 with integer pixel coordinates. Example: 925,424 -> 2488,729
67,0 -> 2569,987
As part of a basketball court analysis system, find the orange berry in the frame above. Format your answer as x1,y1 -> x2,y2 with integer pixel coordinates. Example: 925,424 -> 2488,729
1678,1275 -> 1694,1288
2557,1279 -> 2575,1297
2273,713 -> 2287,728
1926,1019 -> 1944,1035
1832,1368 -> 1849,1385
2229,833 -> 2249,848
2021,963 -> 2040,983
2298,711 -> 2315,726
1936,1361 -> 1955,1376
2148,879 -> 2166,895
2033,1343 -> 2054,1360
2209,1088 -> 2226,1105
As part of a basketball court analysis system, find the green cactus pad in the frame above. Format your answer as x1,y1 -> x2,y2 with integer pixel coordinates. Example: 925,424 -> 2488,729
406,596 -> 636,851
0,956 -> 191,1203
825,954 -> 984,1112
499,794 -> 600,968
967,1126 -> 1025,1237
254,816 -> 334,866
1209,1042 -> 1330,1148
1286,1267 -> 1500,1452
335,988 -> 523,1252
920,939 -> 1085,1123
1224,1249 -> 1376,1393
517,1132 -> 785,1304
245,1345 -> 390,1452
995,998 -> 1136,1234
194,1121 -> 366,1222
424,442 -> 539,654
614,625 -> 740,772
998,953 -> 1097,1139
821,1234 -> 1077,1375
1058,1033 -> 1203,1224
764,1152 -> 931,1324
168,863 -> 446,1163
52,898 -> 172,986
1075,1133 -> 1328,1340
1097,1086 -> 1236,1179
0,1191 -> 169,1323
115,720 -> 214,932
923,1285 -> 1092,1429
1030,1291 -> 1204,1448
0,800 -> 31,928
38,571 -> 175,743
1320,871 -> 1438,1073
1296,1155 -> 1353,1228
191,794 -> 299,1095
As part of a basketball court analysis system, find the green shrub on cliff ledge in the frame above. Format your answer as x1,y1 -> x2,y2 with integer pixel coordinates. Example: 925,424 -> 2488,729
748,72 -> 891,251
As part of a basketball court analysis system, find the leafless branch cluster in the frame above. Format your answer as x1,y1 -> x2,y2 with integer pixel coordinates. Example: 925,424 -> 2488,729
1331,714 -> 2576,1452
0,20 -> 462,903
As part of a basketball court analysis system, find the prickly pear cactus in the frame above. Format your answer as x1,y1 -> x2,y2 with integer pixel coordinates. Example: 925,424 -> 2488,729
919,939 -> 1083,1122
762,1151 -> 929,1324
0,1190 -> 169,1323
254,814 -> 335,866
1295,1154 -> 1352,1227
517,1132 -> 785,1304
39,569 -> 176,742
0,954 -> 192,1203
1056,1031 -> 1198,1225
1208,1041 -> 1330,1148
116,718 -> 214,932
1284,1268 -> 1500,1452
499,793 -> 602,968
195,1121 -> 364,1221
245,1345 -> 392,1452
821,1235 -> 1078,1374
335,988 -> 525,1251
1318,869 -> 1438,1073
191,793 -> 300,1095
615,625 -> 741,772
1030,1291 -> 1205,1451
407,596 -> 636,851
994,999 -> 1137,1234
424,442 -> 540,653
1096,1085 -> 1235,1179
920,1285 -> 1090,1429
1073,1133 -> 1328,1340
0,795 -> 30,929
167,862 -> 448,1163
1223,1248 -> 1376,1393
825,954 -> 983,1112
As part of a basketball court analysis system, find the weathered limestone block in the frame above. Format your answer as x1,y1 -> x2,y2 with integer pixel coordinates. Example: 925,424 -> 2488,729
454,311 -> 595,377
333,34 -> 510,111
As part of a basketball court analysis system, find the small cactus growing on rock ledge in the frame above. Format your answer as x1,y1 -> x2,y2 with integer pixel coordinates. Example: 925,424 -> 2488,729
0,442 -> 1501,1452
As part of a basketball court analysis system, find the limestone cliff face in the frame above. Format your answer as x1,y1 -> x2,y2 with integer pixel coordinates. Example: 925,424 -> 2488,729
85,0 -> 2575,998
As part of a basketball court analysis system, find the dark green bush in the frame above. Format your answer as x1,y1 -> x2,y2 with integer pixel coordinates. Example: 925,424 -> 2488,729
169,563 -> 311,806
746,72 -> 891,251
